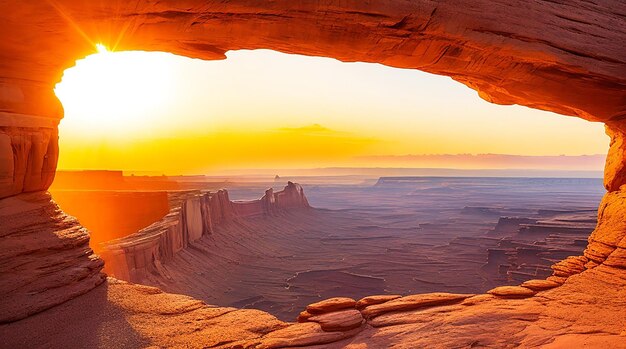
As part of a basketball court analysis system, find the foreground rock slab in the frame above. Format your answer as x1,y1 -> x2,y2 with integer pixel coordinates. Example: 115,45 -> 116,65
488,286 -> 536,299
1,267 -> 625,348
360,293 -> 473,319
521,279 -> 561,291
0,278 -> 287,349
356,295 -> 402,309
255,322 -> 361,349
306,297 -> 357,314
308,309 -> 364,332
335,268 -> 626,348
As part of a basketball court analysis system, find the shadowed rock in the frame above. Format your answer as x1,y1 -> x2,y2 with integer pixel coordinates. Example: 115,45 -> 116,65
0,192 -> 105,322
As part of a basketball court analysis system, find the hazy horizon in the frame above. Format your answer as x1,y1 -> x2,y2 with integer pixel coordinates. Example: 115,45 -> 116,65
55,152 -> 606,177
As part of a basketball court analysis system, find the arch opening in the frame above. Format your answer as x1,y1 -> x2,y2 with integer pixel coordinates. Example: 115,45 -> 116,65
49,48 -> 609,321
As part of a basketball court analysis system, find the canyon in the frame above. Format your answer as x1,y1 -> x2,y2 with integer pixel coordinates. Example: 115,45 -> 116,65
94,176 -> 605,322
100,181 -> 310,281
1,1 -> 626,348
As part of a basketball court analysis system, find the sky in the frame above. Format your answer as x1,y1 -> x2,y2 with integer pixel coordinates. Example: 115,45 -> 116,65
54,48 -> 609,174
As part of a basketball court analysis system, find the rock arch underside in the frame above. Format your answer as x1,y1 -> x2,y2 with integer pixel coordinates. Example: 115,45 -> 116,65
1,1 -> 626,348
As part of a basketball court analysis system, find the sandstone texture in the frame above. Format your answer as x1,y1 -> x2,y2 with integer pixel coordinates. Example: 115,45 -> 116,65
0,278 -> 289,349
0,124 -> 58,198
355,295 -> 402,309
255,322 -> 361,349
307,309 -> 364,332
306,297 -> 357,314
487,286 -> 536,299
520,279 -> 560,291
0,192 -> 105,322
360,293 -> 473,319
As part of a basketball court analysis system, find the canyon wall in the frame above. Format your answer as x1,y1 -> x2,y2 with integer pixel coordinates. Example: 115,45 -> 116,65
101,182 -> 309,282
0,119 -> 59,198
51,190 -> 171,253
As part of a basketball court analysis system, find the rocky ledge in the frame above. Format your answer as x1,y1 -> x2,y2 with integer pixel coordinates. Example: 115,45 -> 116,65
1,262 -> 625,348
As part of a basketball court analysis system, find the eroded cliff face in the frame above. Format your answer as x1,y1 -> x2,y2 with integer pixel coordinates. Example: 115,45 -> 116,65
0,123 -> 59,198
0,192 -> 104,323
101,182 -> 310,282
584,126 -> 626,276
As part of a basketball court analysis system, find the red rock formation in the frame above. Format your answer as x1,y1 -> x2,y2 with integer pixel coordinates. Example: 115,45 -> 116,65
101,183 -> 310,282
306,297 -> 357,315
0,192 -> 104,323
0,125 -> 58,198
1,1 -> 626,347
0,1 -> 623,296
274,182 -> 310,210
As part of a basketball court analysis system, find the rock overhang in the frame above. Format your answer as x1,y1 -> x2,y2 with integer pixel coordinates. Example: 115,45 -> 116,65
1,1 -> 625,121
1,1 -> 625,199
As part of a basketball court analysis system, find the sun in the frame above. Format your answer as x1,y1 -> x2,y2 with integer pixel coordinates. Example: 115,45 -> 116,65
95,43 -> 108,53
55,49 -> 177,139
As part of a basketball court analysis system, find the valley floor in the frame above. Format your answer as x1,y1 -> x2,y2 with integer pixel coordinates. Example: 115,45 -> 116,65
125,177 -> 602,321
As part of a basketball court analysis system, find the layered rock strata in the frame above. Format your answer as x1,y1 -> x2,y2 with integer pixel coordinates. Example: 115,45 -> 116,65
0,192 -> 105,323
485,209 -> 597,282
101,182 -> 309,281
0,115 -> 59,198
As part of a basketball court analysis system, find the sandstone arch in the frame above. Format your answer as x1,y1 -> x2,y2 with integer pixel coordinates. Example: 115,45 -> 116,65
1,0 -> 625,337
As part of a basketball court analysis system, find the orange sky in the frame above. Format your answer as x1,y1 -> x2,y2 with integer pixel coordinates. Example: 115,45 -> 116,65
54,48 -> 609,174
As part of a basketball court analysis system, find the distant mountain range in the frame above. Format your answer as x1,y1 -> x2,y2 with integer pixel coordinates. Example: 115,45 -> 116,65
354,153 -> 606,171
59,154 -> 607,179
